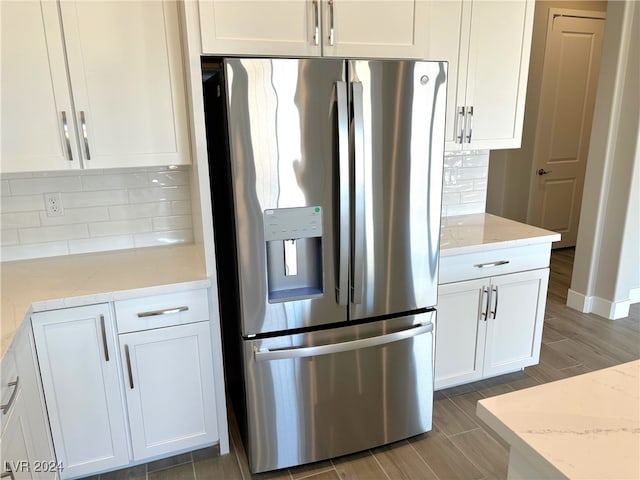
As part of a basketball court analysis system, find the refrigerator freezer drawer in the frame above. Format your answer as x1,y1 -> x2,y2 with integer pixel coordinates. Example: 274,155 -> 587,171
242,310 -> 434,473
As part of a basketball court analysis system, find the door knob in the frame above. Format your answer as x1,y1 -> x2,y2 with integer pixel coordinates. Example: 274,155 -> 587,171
537,168 -> 552,175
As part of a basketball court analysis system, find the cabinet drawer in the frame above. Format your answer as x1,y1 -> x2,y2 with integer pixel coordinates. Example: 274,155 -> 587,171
439,243 -> 551,284
115,289 -> 210,333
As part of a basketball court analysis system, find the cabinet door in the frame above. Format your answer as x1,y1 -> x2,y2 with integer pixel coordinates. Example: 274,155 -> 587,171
32,305 -> 129,479
1,388 -> 35,480
322,0 -> 428,58
119,322 -> 217,460
13,326 -> 57,479
464,0 -> 533,150
483,269 -> 548,378
0,1 -> 81,173
199,0 -> 321,56
434,278 -> 487,390
59,1 -> 190,169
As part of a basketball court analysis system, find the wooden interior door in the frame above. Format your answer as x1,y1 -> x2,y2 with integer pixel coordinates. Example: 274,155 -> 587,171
528,12 -> 605,248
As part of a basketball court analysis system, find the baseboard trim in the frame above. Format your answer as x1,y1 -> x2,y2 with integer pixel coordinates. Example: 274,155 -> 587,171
566,289 -> 634,320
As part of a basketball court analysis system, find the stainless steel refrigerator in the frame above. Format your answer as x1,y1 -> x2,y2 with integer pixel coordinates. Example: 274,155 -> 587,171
204,58 -> 447,473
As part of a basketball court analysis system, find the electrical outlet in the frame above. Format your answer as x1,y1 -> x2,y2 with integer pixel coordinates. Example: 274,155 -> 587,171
44,192 -> 65,217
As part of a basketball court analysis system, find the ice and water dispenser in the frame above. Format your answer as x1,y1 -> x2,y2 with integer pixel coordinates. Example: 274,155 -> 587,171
263,206 -> 324,303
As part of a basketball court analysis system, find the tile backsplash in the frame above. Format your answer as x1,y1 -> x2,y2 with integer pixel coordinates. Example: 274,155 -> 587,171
1,167 -> 193,262
442,150 -> 489,217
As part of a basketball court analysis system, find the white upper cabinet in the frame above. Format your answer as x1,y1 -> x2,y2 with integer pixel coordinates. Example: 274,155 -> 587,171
199,0 -> 429,59
433,0 -> 534,151
1,1 -> 190,173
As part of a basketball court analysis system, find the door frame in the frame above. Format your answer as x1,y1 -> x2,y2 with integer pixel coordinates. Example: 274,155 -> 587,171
526,8 -> 606,241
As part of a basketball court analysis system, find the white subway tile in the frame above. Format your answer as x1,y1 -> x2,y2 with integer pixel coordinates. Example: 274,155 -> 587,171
128,186 -> 190,204
1,229 -> 19,246
1,241 -> 69,262
446,202 -> 486,217
18,224 -> 89,244
39,207 -> 110,226
0,195 -> 46,213
1,212 -> 41,229
474,179 -> 488,191
68,235 -> 134,255
148,170 -> 189,186
88,218 -> 153,237
442,193 -> 461,206
461,190 -> 487,204
442,178 -> 474,192
153,215 -> 193,232
1,172 -> 34,180
81,172 -> 149,191
9,176 -> 82,195
463,155 -> 489,167
444,156 -> 463,169
1,180 -> 10,196
61,189 -> 129,208
171,200 -> 192,215
108,202 -> 172,220
133,229 -> 193,248
455,166 -> 488,180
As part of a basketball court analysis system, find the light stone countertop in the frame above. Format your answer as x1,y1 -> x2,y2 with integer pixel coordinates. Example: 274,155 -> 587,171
440,213 -> 561,256
1,244 -> 209,357
477,360 -> 640,479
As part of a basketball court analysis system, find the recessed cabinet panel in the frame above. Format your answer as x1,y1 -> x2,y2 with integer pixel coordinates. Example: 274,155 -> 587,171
120,322 -> 217,460
0,1 -> 79,172
32,305 -> 129,479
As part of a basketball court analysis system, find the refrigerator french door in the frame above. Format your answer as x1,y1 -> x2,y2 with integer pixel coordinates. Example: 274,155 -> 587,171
206,58 -> 447,473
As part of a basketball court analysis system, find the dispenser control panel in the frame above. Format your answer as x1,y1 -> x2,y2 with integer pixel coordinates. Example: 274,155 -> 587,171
263,206 -> 323,241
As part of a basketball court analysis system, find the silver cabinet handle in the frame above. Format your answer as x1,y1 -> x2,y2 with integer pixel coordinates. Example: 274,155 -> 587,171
124,345 -> 134,389
136,306 -> 189,318
312,0 -> 320,45
456,106 -> 465,143
1,376 -> 19,415
491,285 -> 499,319
480,287 -> 490,321
474,260 -> 510,268
99,315 -> 110,362
351,80 -> 365,305
465,106 -> 474,143
328,0 -> 335,45
61,111 -> 73,161
80,111 -> 91,160
335,81 -> 350,306
255,323 -> 433,362
1,468 -> 15,480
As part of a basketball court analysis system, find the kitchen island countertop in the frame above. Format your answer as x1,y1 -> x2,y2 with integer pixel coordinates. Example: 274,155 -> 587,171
440,213 -> 560,256
477,360 -> 640,479
1,243 -> 209,357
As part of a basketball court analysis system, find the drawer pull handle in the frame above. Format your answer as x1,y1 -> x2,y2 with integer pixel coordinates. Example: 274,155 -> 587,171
1,376 -> 19,415
137,306 -> 189,318
125,345 -> 134,389
474,260 -> 510,268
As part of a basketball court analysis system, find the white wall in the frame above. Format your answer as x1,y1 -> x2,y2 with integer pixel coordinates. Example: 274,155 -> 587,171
486,0 -> 608,222
568,0 -> 640,319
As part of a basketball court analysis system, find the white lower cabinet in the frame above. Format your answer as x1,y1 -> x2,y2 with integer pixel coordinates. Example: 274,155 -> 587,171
30,289 -> 218,479
31,304 -> 129,479
119,322 -> 217,460
435,268 -> 549,390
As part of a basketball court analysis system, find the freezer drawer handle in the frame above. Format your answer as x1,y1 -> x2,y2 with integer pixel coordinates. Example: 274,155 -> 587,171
473,260 -> 510,268
137,306 -> 189,318
254,323 -> 433,362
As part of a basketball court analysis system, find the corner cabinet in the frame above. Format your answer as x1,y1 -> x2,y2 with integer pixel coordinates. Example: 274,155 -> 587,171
430,0 -> 534,151
198,0 -> 430,58
435,244 -> 550,390
0,0 -> 190,173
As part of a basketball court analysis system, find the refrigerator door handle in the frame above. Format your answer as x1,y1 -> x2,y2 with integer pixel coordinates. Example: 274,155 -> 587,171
336,81 -> 350,306
351,81 -> 366,305
254,323 -> 433,362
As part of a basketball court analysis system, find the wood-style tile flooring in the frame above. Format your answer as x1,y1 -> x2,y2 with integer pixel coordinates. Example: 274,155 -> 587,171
85,248 -> 640,480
